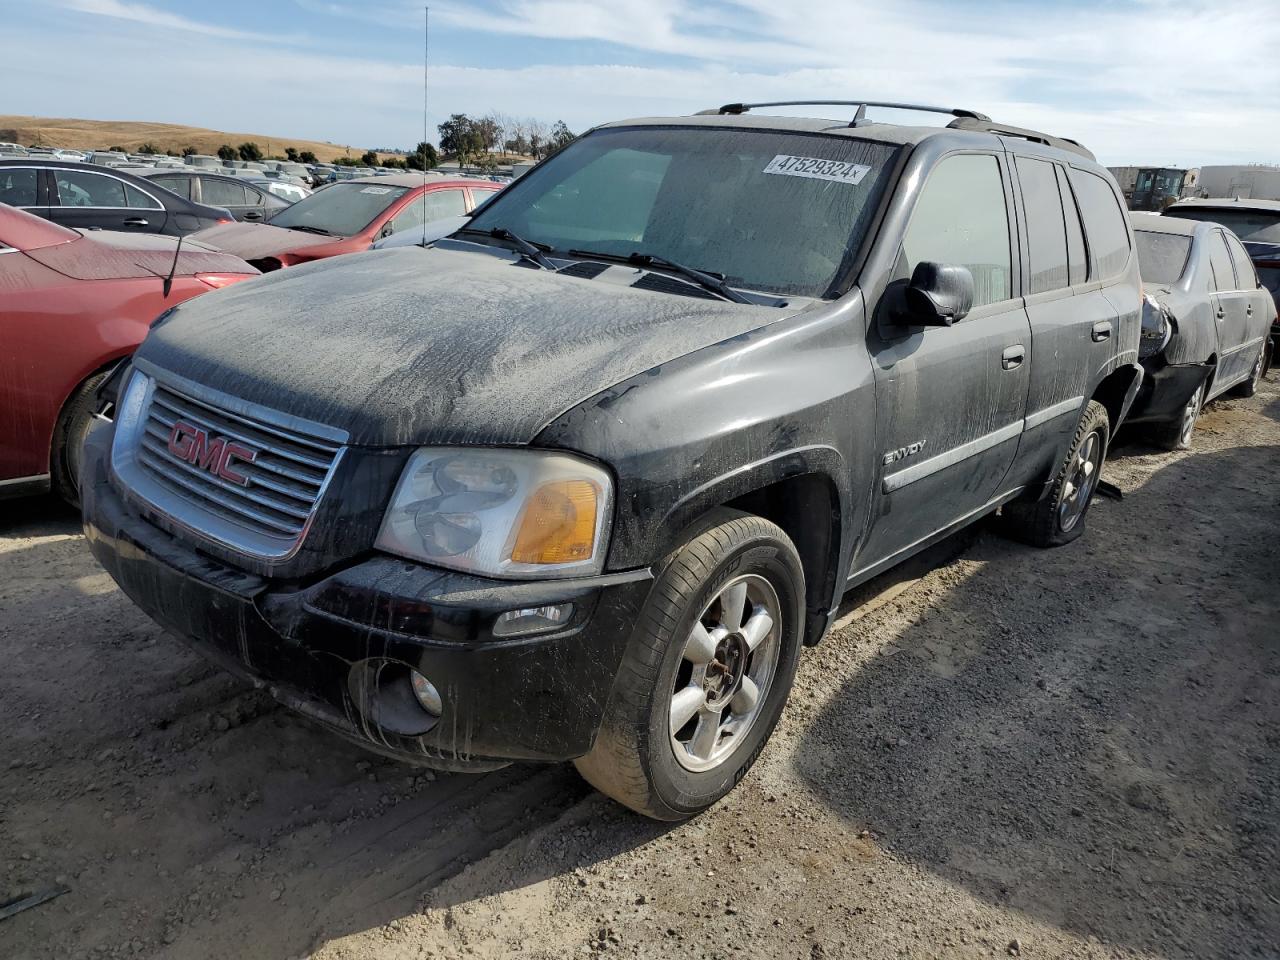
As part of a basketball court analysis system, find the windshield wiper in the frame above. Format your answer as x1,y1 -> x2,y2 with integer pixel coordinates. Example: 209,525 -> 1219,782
459,226 -> 555,270
287,225 -> 335,236
568,249 -> 752,304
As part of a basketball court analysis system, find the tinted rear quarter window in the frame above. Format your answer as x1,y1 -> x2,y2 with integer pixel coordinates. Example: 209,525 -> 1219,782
1015,157 -> 1068,294
1133,230 -> 1191,285
1224,233 -> 1259,288
152,175 -> 191,199
0,167 -> 38,206
1207,231 -> 1237,292
1070,169 -> 1130,280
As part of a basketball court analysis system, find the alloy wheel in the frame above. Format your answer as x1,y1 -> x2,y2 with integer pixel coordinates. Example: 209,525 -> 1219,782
668,574 -> 781,773
1178,383 -> 1204,449
1058,429 -> 1103,534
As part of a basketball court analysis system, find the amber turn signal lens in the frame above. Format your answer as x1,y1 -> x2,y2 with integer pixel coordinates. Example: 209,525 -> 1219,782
510,480 -> 598,564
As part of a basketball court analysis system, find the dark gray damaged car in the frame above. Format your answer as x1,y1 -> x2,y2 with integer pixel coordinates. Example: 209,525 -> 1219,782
81,104 -> 1144,820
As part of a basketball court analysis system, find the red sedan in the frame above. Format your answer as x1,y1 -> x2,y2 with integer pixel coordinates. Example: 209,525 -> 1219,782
188,174 -> 501,271
0,204 -> 259,503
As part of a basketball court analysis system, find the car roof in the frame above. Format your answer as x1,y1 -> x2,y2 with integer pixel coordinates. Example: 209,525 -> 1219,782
1167,197 -> 1280,214
1130,213 -> 1207,237
594,108 -> 1096,162
344,173 -> 498,188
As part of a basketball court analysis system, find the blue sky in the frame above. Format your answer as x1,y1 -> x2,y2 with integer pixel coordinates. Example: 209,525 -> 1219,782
3,0 -> 1278,165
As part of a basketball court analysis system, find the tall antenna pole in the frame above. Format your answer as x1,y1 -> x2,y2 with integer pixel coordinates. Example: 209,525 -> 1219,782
427,4 -> 437,238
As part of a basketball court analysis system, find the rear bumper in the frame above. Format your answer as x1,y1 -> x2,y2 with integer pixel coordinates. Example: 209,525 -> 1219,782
1126,359 -> 1208,426
80,423 -> 652,769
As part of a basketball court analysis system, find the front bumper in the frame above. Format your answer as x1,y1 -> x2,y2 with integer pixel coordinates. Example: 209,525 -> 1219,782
1125,358 -> 1209,426
80,423 -> 652,769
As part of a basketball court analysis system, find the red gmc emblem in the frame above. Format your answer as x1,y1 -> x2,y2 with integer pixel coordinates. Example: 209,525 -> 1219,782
166,420 -> 259,486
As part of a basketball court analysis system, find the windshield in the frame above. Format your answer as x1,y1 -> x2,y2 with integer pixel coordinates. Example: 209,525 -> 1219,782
1169,208 -> 1280,243
269,182 -> 408,235
1134,230 -> 1192,285
467,125 -> 901,298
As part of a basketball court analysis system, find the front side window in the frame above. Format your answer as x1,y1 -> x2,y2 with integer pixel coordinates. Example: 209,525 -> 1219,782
389,189 -> 467,234
1016,156 -> 1069,295
902,153 -> 1012,308
1133,230 -> 1192,285
55,170 -> 125,207
468,125 -> 902,298
0,167 -> 38,206
1070,169 -> 1131,279
269,182 -> 409,236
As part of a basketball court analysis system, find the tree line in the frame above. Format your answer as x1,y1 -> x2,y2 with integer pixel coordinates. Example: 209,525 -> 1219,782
106,113 -> 578,170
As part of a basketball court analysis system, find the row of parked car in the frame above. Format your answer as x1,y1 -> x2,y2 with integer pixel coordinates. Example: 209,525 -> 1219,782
2,101 -> 1276,823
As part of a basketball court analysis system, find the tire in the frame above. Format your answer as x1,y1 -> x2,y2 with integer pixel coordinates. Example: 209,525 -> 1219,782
1148,380 -> 1204,451
51,370 -> 110,508
574,509 -> 804,821
1230,345 -> 1266,398
1000,400 -> 1110,548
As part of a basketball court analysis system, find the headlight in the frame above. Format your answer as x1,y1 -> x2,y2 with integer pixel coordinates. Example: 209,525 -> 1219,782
375,447 -> 613,579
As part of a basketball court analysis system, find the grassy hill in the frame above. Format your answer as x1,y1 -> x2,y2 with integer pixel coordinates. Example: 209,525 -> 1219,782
0,115 -> 395,163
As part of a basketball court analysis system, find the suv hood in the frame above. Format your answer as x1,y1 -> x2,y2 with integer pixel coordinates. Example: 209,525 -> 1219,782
188,220 -> 341,261
136,247 -> 796,446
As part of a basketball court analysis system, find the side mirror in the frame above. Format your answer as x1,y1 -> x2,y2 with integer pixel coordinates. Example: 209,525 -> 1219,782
903,261 -> 974,326
380,225 -> 394,239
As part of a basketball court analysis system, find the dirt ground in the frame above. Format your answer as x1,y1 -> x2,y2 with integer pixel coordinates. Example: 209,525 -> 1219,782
3,374 -> 1277,960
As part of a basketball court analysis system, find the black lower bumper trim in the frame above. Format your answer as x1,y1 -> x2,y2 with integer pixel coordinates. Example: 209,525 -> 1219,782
80,423 -> 651,767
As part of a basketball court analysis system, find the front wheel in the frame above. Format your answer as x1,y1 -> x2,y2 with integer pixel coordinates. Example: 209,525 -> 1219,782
51,370 -> 110,508
999,400 -> 1110,548
1148,380 -> 1204,451
575,509 -> 804,820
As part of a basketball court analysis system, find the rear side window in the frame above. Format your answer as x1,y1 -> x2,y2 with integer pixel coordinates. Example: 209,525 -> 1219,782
1015,157 -> 1068,294
1207,231 -> 1237,292
903,153 -> 1012,308
1224,233 -> 1259,288
201,178 -> 248,206
1070,169 -> 1130,279
0,167 -> 38,206
124,184 -> 161,209
55,170 -> 126,207
152,175 -> 191,199
1133,230 -> 1191,285
1055,166 -> 1088,285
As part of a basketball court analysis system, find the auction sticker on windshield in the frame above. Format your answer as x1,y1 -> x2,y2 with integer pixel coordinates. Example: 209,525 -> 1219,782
360,186 -> 392,194
763,155 -> 871,185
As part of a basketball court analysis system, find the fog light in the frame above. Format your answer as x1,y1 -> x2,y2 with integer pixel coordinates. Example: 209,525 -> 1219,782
410,671 -> 443,716
492,603 -> 574,637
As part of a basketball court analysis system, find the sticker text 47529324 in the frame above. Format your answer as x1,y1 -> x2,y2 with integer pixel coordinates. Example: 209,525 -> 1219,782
762,155 -> 871,185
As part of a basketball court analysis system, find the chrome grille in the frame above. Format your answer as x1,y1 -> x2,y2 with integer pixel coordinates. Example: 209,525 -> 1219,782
112,367 -> 346,561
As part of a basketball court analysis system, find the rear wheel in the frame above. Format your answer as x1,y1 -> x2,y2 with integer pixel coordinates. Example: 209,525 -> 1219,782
51,370 -> 110,508
574,510 -> 804,820
1148,380 -> 1204,451
1000,400 -> 1110,548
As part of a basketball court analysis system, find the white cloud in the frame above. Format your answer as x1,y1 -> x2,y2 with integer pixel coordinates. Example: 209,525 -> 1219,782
11,0 -> 1280,166
58,0 -> 298,43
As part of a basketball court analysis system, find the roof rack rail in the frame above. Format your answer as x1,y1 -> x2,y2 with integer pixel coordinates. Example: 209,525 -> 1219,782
946,117 -> 1095,161
699,101 -> 991,125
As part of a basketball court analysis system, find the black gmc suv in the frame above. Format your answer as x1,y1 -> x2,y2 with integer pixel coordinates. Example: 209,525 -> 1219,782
81,101 -> 1143,820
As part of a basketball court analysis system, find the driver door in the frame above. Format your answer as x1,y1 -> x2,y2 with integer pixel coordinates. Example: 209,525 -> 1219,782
856,152 -> 1031,575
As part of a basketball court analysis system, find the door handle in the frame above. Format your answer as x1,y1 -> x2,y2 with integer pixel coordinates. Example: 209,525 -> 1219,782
1001,344 -> 1025,370
123,217 -> 148,226
243,211 -> 263,221
1091,320 -> 1112,342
